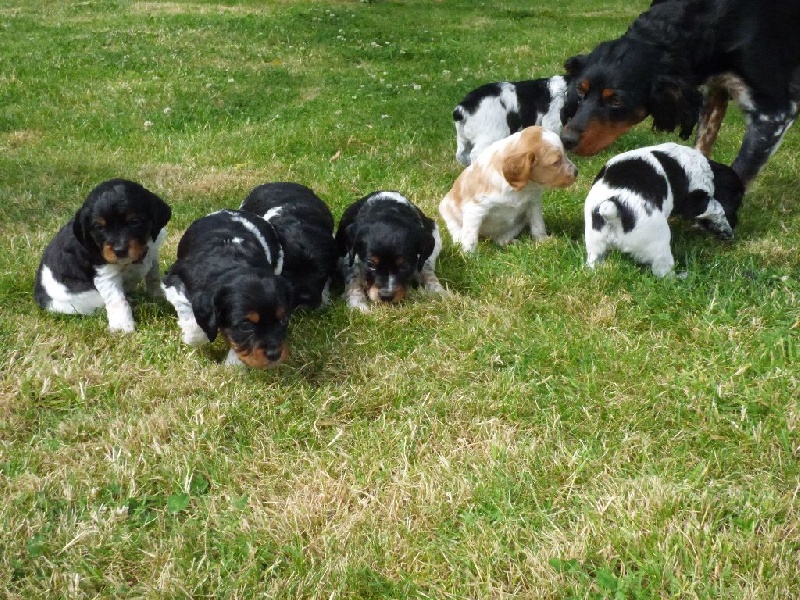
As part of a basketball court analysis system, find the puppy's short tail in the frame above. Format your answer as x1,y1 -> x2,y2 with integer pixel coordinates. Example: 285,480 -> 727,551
597,199 -> 620,221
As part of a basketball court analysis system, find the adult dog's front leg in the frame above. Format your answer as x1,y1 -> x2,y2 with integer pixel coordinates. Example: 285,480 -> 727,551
732,107 -> 797,186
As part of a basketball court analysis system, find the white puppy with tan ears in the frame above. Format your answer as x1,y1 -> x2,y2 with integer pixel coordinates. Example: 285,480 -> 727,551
439,126 -> 578,253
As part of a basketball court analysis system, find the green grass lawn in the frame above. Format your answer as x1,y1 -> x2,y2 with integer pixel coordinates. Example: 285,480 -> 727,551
1,0 -> 798,597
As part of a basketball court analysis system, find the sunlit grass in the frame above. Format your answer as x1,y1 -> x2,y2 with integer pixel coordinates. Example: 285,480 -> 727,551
1,0 -> 798,597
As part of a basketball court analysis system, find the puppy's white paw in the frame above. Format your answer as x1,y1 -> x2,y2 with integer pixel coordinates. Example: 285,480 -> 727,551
349,299 -> 371,313
182,324 -> 209,346
224,348 -> 245,367
108,316 -> 135,333
107,303 -> 135,333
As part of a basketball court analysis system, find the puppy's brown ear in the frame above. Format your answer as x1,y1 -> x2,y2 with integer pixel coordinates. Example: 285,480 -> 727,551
502,150 -> 534,191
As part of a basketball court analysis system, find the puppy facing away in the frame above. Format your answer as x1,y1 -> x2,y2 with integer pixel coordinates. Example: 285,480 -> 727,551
584,142 -> 744,277
335,191 -> 444,312
162,209 -> 293,368
239,182 -> 337,310
34,178 -> 171,333
440,126 -> 578,253
454,76 -> 567,166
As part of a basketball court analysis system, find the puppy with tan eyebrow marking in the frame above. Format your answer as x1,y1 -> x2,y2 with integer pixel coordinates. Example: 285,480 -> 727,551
162,209 -> 293,368
335,191 -> 444,312
439,126 -> 577,253
34,178 -> 171,333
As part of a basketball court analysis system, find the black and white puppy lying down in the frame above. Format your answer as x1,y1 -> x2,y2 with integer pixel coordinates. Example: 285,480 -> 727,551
335,191 -> 445,312
239,182 -> 336,310
34,178 -> 171,332
162,209 -> 292,368
454,75 -> 566,166
585,142 -> 744,277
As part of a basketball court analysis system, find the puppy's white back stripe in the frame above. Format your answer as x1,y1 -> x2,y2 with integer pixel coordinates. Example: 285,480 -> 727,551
227,212 -> 274,265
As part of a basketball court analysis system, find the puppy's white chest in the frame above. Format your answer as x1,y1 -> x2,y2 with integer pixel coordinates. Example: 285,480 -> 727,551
475,193 -> 531,237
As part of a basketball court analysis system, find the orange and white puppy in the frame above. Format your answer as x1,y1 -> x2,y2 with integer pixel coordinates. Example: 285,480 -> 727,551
439,126 -> 577,253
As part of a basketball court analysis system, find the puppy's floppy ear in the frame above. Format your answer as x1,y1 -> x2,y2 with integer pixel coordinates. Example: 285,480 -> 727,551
649,74 -> 702,139
191,293 -> 218,342
345,222 -> 360,267
72,205 -> 101,258
145,190 -> 172,239
502,148 -> 535,191
415,216 -> 436,271
563,54 -> 587,78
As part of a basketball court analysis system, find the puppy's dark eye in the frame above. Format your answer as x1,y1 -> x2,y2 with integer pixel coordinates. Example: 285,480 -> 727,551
365,260 -> 377,270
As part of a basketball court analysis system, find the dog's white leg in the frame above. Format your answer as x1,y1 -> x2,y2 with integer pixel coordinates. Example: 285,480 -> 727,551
527,196 -> 548,241
584,226 -> 607,270
320,279 -> 332,307
418,264 -> 445,294
343,262 -> 370,312
94,265 -> 135,333
438,197 -> 463,243
457,204 -> 483,253
650,254 -> 676,278
419,224 -> 445,293
454,122 -> 473,167
586,251 -> 605,269
224,348 -> 245,367
162,283 -> 209,345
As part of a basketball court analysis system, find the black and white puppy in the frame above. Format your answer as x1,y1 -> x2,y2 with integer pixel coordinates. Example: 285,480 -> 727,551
585,142 -> 744,277
34,178 -> 171,332
454,76 -> 566,166
239,182 -> 336,310
335,191 -> 444,312
162,209 -> 293,368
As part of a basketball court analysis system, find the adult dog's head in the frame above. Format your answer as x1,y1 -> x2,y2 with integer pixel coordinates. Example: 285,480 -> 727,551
73,178 -> 171,265
560,1 -> 705,156
191,270 -> 294,368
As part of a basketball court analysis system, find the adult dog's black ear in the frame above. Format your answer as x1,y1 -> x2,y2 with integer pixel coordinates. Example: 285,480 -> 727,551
649,74 -> 702,139
191,293 -> 218,342
146,191 -> 172,239
563,54 -> 587,78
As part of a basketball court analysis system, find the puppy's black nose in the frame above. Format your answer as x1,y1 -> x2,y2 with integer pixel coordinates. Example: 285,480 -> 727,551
113,246 -> 129,258
266,347 -> 284,363
560,128 -> 580,151
379,292 -> 395,302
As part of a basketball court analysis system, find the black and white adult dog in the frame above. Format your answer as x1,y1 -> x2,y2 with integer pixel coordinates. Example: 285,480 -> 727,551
335,191 -> 444,312
239,182 -> 336,310
162,209 -> 293,368
560,0 -> 800,187
34,178 -> 171,333
454,76 -> 566,166
584,142 -> 744,277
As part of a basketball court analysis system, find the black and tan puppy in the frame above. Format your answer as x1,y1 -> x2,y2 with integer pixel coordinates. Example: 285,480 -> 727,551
34,178 -> 171,333
162,209 -> 293,368
335,191 -> 444,312
239,182 -> 336,310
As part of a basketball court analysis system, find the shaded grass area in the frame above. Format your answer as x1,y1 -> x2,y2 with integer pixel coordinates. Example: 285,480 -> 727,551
1,0 -> 799,598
